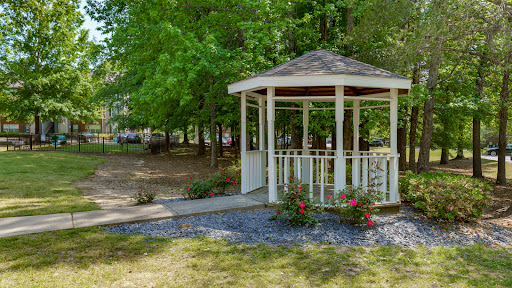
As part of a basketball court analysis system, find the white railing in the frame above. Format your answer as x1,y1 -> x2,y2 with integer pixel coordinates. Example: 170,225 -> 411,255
344,152 -> 399,204
241,150 -> 266,193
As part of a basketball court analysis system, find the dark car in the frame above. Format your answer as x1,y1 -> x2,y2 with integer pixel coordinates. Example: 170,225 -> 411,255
369,139 -> 384,147
114,133 -> 128,144
487,144 -> 512,156
78,133 -> 97,143
126,133 -> 142,143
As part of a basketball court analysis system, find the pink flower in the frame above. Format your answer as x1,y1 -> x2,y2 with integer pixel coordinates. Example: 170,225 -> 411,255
299,209 -> 304,214
221,169 -> 224,172
340,194 -> 346,199
351,200 -> 357,206
231,181 -> 235,184
186,186 -> 190,191
201,180 -> 204,183
299,186 -> 303,190
360,203 -> 363,207
367,220 -> 374,226
328,195 -> 332,198
299,202 -> 306,208
276,211 -> 280,215
365,213 -> 370,218
373,203 -> 375,206
225,172 -> 228,174
209,192 -> 214,197
349,186 -> 352,190
227,178 -> 230,182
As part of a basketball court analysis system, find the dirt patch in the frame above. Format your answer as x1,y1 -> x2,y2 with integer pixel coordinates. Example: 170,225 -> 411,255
431,158 -> 512,228
75,144 -> 238,209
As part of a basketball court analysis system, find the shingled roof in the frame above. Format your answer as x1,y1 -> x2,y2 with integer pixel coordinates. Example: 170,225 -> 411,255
253,49 -> 409,80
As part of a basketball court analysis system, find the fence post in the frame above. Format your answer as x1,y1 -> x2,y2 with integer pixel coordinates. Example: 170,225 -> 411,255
78,136 -> 81,152
6,134 -> 8,151
54,136 -> 57,151
30,135 -> 33,151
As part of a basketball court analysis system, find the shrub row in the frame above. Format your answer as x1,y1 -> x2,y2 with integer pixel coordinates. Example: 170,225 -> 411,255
400,171 -> 492,221
184,162 -> 240,199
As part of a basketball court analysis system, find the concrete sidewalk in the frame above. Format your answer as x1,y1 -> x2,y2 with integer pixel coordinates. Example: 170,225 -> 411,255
0,195 -> 268,238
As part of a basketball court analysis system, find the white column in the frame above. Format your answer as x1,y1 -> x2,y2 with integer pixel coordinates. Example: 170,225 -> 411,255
389,88 -> 399,203
259,97 -> 266,186
241,91 -> 248,194
352,100 -> 360,188
267,87 -> 277,202
302,100 -> 310,185
334,86 -> 345,192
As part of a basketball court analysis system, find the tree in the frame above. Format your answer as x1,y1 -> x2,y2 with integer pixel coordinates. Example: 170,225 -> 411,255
0,0 -> 99,133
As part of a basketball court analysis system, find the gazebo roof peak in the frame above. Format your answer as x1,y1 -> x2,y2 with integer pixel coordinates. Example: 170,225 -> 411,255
228,49 -> 412,96
252,49 -> 410,80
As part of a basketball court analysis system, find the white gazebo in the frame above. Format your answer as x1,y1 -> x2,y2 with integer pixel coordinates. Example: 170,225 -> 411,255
228,50 -> 411,205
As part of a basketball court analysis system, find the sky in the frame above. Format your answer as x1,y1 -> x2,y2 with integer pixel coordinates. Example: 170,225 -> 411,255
80,0 -> 105,42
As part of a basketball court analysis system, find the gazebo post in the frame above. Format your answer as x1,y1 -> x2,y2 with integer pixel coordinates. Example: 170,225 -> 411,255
389,88 -> 399,203
267,87 -> 277,202
334,86 -> 346,192
302,100 -> 310,185
352,100 -> 361,188
240,91 -> 248,194
259,97 -> 266,186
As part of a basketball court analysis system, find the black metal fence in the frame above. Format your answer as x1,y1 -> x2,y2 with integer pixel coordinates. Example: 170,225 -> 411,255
0,133 -> 179,154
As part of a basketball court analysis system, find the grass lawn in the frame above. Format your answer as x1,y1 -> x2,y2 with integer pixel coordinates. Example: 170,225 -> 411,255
370,147 -> 475,162
0,228 -> 510,287
0,152 -> 104,218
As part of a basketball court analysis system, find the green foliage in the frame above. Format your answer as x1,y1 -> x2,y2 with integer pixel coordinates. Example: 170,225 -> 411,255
133,187 -> 157,205
271,178 -> 320,226
184,179 -> 214,200
400,171 -> 492,221
0,0 -> 101,128
184,163 -> 239,199
328,186 -> 383,226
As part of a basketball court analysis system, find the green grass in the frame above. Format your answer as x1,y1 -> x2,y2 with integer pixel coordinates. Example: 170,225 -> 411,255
0,152 -> 104,217
0,228 -> 510,287
370,147 -> 475,162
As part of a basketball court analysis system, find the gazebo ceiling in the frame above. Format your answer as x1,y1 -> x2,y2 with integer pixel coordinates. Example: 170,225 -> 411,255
228,49 -> 412,96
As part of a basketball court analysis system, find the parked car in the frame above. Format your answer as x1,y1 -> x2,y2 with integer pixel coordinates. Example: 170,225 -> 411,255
369,139 -> 384,147
126,133 -> 142,143
114,133 -> 128,144
226,137 -> 232,145
50,135 -> 67,146
277,136 -> 291,146
78,133 -> 97,143
487,144 -> 512,156
205,136 -> 229,146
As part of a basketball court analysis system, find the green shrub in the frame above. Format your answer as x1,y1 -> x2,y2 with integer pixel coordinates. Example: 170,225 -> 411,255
271,177 -> 321,226
133,186 -> 157,205
400,171 -> 492,221
328,185 -> 383,226
184,179 -> 214,199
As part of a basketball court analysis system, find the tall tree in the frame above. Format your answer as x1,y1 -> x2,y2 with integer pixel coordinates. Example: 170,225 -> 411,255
0,0 -> 98,133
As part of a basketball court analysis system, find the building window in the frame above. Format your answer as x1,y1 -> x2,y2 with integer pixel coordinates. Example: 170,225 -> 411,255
3,124 -> 19,133
88,125 -> 101,133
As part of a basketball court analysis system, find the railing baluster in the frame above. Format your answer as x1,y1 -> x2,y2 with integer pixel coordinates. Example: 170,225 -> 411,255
284,151 -> 290,186
316,151 -> 320,184
309,157 -> 313,198
278,151 -> 283,185
362,156 -> 368,188
320,158 -> 325,203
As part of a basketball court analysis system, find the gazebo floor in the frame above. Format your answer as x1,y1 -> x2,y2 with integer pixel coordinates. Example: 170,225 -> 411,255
247,184 -> 400,213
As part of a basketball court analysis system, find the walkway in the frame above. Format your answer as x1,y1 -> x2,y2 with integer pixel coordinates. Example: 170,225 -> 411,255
0,194 -> 268,238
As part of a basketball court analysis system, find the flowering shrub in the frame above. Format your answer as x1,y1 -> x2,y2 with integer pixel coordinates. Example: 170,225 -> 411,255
328,186 -> 383,226
271,177 -> 321,226
184,179 -> 214,200
400,171 -> 492,221
209,169 -> 237,194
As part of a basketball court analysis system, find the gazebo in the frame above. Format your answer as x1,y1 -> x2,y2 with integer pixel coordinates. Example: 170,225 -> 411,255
228,49 -> 411,205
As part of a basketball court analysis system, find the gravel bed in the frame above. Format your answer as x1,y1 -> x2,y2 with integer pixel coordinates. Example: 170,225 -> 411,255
106,205 -> 512,247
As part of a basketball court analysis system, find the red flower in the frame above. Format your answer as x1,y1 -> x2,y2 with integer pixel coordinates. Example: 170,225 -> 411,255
221,169 -> 224,172
231,181 -> 235,184
186,186 -> 190,191
370,207 -> 374,210
349,186 -> 352,190
350,200 -> 357,206
328,195 -> 332,198
299,186 -> 303,190
360,203 -> 363,206
365,213 -> 370,218
299,209 -> 304,214
340,194 -> 346,199
227,178 -> 231,182
209,192 -> 214,197
299,202 -> 306,208
367,220 -> 374,226
276,211 -> 280,215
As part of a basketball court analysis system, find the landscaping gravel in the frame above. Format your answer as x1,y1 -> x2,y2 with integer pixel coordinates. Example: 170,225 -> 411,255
106,205 -> 512,247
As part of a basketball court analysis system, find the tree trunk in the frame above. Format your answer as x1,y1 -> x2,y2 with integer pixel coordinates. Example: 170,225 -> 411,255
164,132 -> 170,152
35,114 -> 40,134
210,104 -> 218,168
472,60 -> 485,178
343,110 -> 353,151
417,41 -> 442,173
183,130 -> 189,145
409,63 -> 421,172
440,148 -> 449,164
290,103 -> 302,149
217,123 -> 223,158
198,128 -> 205,156
359,119 -> 369,152
497,68 -> 510,185
397,108 -> 408,171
